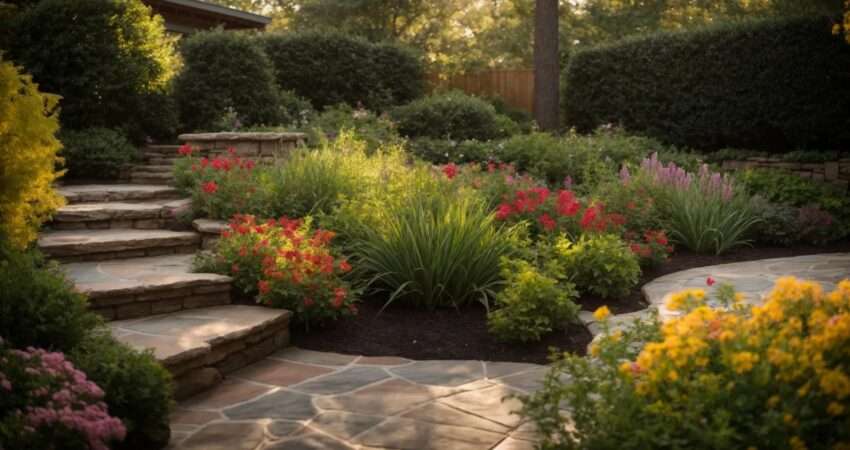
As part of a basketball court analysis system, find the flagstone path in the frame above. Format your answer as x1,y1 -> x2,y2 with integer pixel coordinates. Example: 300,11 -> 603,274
167,348 -> 548,450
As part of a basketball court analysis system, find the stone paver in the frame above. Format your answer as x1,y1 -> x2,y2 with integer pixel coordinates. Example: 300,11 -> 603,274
168,348 -> 547,450
59,184 -> 180,203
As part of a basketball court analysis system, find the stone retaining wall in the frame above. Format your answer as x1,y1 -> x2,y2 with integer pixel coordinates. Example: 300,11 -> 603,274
720,158 -> 850,190
179,132 -> 307,163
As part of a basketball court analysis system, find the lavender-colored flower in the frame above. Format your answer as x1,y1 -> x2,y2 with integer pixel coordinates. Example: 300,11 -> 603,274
619,165 -> 631,184
563,175 -> 573,189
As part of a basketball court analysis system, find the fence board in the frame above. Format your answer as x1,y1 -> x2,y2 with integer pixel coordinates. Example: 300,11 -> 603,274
426,69 -> 535,114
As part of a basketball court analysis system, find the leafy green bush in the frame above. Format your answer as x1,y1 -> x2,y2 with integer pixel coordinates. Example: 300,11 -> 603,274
278,89 -> 315,128
739,168 -> 850,224
494,128 -> 665,188
174,29 -> 282,132
487,257 -> 579,343
391,91 -> 517,141
8,0 -> 178,141
0,58 -> 64,248
555,234 -> 640,299
407,138 -> 495,164
71,334 -> 173,450
563,16 -> 850,152
0,245 -> 99,352
261,32 -> 424,110
305,104 -> 401,153
59,128 -> 138,179
483,95 -> 534,133
352,180 -> 517,310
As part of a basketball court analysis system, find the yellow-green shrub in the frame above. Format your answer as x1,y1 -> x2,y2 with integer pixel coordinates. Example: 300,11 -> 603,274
0,59 -> 64,248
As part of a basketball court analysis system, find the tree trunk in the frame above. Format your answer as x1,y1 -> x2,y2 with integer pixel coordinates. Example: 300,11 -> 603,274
533,0 -> 559,131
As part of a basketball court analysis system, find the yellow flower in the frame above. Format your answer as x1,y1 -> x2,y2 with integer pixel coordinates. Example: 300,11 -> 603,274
593,306 -> 611,321
790,436 -> 807,450
834,23 -> 843,35
828,402 -> 845,416
731,352 -> 759,374
767,395 -> 780,408
820,370 -> 850,399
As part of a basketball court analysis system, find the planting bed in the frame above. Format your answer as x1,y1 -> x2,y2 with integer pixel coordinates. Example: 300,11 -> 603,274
291,239 -> 850,364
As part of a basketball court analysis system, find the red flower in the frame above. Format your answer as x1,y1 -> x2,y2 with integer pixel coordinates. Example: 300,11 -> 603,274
227,146 -> 236,156
303,297 -> 315,307
258,280 -> 270,294
580,205 -> 599,230
495,204 -> 512,221
202,181 -> 218,194
178,144 -> 193,156
339,260 -> 352,273
487,162 -> 496,173
443,163 -> 458,180
537,213 -> 556,231
706,277 -> 716,286
221,230 -> 231,239
556,190 -> 580,216
334,287 -> 347,301
231,264 -> 240,273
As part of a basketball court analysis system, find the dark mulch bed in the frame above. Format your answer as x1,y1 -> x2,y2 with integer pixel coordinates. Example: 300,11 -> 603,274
290,240 -> 850,364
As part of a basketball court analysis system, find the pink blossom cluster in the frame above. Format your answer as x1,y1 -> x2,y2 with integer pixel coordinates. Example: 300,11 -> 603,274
4,346 -> 126,450
631,153 -> 735,201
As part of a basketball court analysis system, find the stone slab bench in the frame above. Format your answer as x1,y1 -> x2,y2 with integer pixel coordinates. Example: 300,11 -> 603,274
178,132 -> 307,162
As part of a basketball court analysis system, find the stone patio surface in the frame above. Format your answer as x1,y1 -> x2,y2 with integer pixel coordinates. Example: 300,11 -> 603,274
168,348 -> 547,450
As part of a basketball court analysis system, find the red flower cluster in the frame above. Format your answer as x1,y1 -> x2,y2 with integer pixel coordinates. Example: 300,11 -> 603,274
626,229 -> 673,266
442,163 -> 458,179
495,187 -> 624,236
216,214 -> 356,326
178,144 -> 194,156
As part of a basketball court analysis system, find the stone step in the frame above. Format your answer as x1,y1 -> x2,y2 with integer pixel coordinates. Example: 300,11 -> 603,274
144,156 -> 180,166
193,219 -> 228,250
39,229 -> 200,263
130,172 -> 175,186
59,184 -> 181,204
132,164 -> 173,173
51,198 -> 190,230
62,254 -> 232,320
112,305 -> 292,399
143,144 -> 181,155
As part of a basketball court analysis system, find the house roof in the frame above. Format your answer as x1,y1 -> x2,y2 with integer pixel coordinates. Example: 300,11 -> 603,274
143,0 -> 271,34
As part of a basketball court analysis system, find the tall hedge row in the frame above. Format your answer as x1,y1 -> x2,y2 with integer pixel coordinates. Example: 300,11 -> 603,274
563,17 -> 850,152
261,32 -> 424,110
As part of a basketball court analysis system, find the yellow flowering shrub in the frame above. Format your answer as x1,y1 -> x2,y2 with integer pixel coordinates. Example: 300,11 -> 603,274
522,277 -> 850,450
0,59 -> 64,248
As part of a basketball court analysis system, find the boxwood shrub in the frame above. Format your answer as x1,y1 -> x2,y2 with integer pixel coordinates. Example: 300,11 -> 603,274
59,128 -> 138,180
391,91 -> 517,141
261,32 -> 424,110
563,16 -> 850,152
174,29 -> 282,132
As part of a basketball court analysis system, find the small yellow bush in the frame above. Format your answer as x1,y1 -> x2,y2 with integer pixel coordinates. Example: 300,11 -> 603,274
0,58 -> 64,248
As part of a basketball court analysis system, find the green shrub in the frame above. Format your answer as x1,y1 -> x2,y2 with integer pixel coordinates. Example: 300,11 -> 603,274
305,104 -> 401,153
8,0 -> 178,141
261,32 -> 424,110
59,128 -> 138,179
0,245 -> 100,352
555,234 -> 640,299
0,58 -> 64,248
739,168 -> 850,223
483,95 -> 534,133
352,181 -> 517,310
407,138 -> 495,164
494,128 -> 659,188
563,16 -> 850,152
278,89 -> 315,128
174,29 -> 282,132
487,257 -> 579,343
391,91 -> 517,141
70,333 -> 172,450
173,148 -> 264,220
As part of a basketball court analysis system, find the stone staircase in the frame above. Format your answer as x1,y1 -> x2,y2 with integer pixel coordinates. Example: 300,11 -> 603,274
40,146 -> 292,399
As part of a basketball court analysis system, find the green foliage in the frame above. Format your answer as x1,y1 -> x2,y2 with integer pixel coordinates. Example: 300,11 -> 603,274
739,168 -> 850,223
8,0 -> 178,141
407,138 -> 494,164
277,89 -> 316,127
351,181 -> 517,310
483,95 -> 534,133
494,128 -> 660,188
391,91 -> 517,141
261,31 -> 424,110
0,58 -> 64,248
70,333 -> 173,450
59,128 -> 138,179
706,148 -> 843,164
564,16 -> 850,152
0,245 -> 100,352
305,104 -> 401,153
487,257 -> 579,343
554,234 -> 640,299
659,185 -> 760,255
174,29 -> 282,132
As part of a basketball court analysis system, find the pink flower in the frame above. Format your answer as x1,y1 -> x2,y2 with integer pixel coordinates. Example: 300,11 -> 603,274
706,276 -> 716,286
442,163 -> 458,180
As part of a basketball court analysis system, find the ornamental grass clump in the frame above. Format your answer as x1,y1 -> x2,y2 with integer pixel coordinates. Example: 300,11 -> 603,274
195,214 -> 356,327
0,341 -> 127,450
523,277 -> 850,450
634,153 -> 759,254
352,184 -> 517,310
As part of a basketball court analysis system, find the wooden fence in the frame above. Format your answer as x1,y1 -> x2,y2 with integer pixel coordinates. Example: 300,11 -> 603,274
426,69 -> 535,114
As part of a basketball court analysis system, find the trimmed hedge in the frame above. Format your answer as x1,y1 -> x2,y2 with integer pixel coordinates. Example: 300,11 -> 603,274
261,32 -> 424,110
174,29 -> 282,132
8,0 -> 178,142
391,91 -> 518,141
563,16 -> 850,152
